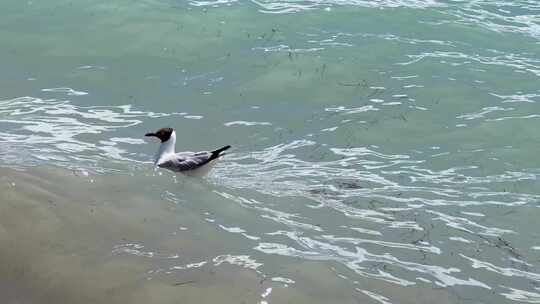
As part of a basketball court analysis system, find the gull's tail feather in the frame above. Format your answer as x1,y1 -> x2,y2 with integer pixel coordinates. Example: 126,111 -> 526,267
209,145 -> 231,161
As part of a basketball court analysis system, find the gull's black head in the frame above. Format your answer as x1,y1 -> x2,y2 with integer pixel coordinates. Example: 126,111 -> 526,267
145,127 -> 174,143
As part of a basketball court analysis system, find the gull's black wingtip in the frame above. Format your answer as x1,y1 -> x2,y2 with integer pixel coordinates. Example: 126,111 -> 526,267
209,145 -> 231,161
212,145 -> 231,154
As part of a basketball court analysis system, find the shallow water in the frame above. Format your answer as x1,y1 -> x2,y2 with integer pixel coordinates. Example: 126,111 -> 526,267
1,0 -> 540,303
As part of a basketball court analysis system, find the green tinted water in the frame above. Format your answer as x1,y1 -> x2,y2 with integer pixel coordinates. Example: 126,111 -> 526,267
1,0 -> 540,303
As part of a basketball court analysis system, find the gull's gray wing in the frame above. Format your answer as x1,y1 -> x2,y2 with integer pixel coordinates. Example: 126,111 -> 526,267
157,151 -> 212,172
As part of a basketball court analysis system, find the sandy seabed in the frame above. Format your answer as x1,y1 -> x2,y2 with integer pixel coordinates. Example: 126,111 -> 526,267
0,166 -> 451,304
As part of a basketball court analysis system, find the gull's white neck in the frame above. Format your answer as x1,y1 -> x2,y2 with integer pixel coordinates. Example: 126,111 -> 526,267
155,131 -> 176,164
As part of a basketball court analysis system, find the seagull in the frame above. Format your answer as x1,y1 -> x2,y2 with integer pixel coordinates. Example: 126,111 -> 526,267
145,127 -> 230,177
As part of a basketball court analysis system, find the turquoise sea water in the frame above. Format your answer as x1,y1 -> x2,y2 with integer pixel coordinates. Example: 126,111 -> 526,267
1,0 -> 540,303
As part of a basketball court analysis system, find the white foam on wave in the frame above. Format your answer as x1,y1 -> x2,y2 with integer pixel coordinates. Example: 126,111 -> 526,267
449,237 -> 473,244
398,51 -> 540,76
224,121 -> 272,127
213,254 -> 263,270
184,115 -> 204,119
271,276 -> 295,284
240,0 -> 441,14
207,134 -> 540,299
325,105 -> 379,114
0,96 -> 184,170
358,289 -> 393,304
500,286 -> 540,303
42,87 -> 88,96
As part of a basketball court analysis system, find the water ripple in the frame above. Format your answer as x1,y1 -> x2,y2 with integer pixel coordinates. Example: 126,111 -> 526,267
208,136 -> 540,301
251,0 -> 440,13
501,286 -> 540,303
0,96 -> 183,170
187,0 -> 540,42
